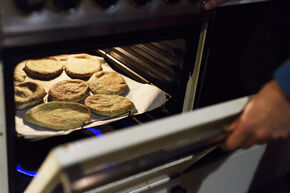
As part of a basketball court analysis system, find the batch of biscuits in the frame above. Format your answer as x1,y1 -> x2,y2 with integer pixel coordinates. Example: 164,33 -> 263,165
14,53 -> 135,131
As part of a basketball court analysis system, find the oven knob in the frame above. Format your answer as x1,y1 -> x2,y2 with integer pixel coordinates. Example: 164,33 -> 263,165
130,0 -> 150,6
52,0 -> 81,11
94,0 -> 118,8
14,0 -> 46,13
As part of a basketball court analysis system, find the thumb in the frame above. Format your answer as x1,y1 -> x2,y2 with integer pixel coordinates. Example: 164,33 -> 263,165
224,117 -> 240,132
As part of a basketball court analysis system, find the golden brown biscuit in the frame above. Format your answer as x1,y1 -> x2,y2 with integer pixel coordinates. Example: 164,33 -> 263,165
14,61 -> 26,84
65,54 -> 102,79
49,79 -> 89,102
24,102 -> 91,130
88,71 -> 127,95
25,58 -> 63,79
15,82 -> 46,109
85,94 -> 135,117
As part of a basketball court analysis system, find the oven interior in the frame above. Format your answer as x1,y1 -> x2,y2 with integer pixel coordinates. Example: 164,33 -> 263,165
3,29 -> 205,192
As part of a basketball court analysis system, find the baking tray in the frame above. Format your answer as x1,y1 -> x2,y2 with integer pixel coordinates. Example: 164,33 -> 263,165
15,55 -> 168,139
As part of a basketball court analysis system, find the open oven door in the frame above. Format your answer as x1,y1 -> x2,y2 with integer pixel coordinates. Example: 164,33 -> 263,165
24,96 -> 250,193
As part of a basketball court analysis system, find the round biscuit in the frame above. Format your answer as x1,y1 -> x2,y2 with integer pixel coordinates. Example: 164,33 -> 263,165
49,79 -> 89,102
15,82 -> 47,109
23,102 -> 91,130
65,54 -> 102,79
85,94 -> 135,117
25,58 -> 63,79
88,71 -> 127,95
14,61 -> 27,84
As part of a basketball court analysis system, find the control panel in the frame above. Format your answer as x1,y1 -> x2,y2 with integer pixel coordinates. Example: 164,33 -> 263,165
0,0 -> 204,45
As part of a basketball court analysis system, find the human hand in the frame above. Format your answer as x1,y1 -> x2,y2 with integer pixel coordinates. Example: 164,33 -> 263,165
203,0 -> 229,10
222,80 -> 290,150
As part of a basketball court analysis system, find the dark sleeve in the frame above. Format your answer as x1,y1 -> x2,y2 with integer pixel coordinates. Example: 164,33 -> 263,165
274,58 -> 290,96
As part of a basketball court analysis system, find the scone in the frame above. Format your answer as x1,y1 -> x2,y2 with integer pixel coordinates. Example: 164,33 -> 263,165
24,58 -> 63,79
15,82 -> 46,109
88,71 -> 127,95
49,79 -> 89,102
14,61 -> 26,84
65,54 -> 102,79
85,94 -> 135,117
24,102 -> 91,130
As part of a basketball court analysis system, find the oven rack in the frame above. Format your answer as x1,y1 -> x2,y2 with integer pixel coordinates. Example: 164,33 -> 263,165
96,40 -> 186,97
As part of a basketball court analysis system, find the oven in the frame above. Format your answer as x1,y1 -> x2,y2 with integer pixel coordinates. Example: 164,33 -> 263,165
1,0 -> 290,193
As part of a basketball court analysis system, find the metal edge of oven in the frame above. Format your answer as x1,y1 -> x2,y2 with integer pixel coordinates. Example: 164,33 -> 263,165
0,60 -> 9,193
182,22 -> 208,112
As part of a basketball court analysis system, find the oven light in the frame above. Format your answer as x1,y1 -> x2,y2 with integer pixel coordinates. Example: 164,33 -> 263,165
16,165 -> 38,177
87,128 -> 102,137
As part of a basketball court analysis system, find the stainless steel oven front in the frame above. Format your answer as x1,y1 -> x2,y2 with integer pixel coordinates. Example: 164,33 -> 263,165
1,0 -> 290,193
0,0 -> 213,192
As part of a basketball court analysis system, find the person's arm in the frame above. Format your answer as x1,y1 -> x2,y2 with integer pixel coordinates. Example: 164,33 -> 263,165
222,59 -> 290,150
274,59 -> 290,96
202,0 -> 290,150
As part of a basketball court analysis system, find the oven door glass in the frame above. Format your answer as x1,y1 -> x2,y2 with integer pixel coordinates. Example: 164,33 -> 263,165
24,96 -> 249,193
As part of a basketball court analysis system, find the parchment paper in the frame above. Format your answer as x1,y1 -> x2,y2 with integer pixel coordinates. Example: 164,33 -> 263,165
15,56 -> 167,140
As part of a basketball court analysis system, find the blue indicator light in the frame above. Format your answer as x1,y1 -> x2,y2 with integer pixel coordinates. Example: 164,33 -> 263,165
87,128 -> 102,137
16,165 -> 37,177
